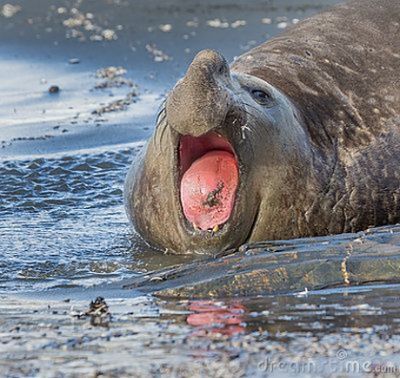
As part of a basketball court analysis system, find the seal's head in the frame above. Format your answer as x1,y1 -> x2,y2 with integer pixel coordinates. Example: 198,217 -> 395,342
125,50 -> 316,254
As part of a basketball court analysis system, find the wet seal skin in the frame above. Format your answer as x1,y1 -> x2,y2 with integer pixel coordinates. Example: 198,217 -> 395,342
124,0 -> 400,254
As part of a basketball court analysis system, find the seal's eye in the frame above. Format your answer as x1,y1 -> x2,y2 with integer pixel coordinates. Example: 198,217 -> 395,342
251,89 -> 272,105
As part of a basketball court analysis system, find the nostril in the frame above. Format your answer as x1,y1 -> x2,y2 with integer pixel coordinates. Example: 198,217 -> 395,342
190,49 -> 230,78
217,63 -> 226,75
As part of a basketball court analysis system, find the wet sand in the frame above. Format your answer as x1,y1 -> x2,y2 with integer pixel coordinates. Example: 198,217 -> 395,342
3,285 -> 400,377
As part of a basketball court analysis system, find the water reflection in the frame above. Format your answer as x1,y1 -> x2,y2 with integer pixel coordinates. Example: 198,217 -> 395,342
174,284 -> 400,342
187,300 -> 246,336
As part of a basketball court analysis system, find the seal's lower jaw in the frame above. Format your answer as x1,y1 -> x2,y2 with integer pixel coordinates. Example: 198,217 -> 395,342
178,132 -> 239,231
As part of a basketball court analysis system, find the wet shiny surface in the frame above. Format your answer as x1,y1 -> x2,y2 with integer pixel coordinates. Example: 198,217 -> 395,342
3,284 -> 400,376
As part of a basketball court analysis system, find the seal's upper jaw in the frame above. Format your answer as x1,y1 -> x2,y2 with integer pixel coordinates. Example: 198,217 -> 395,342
178,132 -> 239,231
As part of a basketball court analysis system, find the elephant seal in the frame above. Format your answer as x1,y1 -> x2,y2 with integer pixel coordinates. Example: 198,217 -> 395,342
125,0 -> 400,254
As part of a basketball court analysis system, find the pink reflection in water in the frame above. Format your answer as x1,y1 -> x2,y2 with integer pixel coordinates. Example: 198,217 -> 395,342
187,300 -> 246,336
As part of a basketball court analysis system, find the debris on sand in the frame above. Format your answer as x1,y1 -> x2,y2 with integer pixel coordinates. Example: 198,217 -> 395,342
186,19 -> 199,28
1,3 -> 21,18
96,66 -> 126,80
60,5 -> 118,42
261,17 -> 272,24
276,16 -> 289,29
92,66 -> 139,114
146,43 -> 171,62
86,297 -> 111,327
70,296 -> 111,327
92,90 -> 138,115
94,66 -> 135,89
230,20 -> 246,28
206,18 -> 229,28
94,77 -> 134,89
100,29 -> 117,41
159,24 -> 172,32
95,66 -> 136,90
206,19 -> 247,29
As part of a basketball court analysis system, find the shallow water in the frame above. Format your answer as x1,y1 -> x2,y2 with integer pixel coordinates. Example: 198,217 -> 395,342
2,0 -> 400,376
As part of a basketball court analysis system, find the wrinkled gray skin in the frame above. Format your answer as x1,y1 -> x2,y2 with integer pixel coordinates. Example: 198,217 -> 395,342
125,0 -> 400,254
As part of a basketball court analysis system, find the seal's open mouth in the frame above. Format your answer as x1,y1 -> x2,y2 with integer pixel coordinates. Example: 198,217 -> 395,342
179,132 -> 239,231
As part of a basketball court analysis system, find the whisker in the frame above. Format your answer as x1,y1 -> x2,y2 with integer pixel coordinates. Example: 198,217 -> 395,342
158,120 -> 169,154
153,116 -> 165,152
155,106 -> 166,127
157,98 -> 167,113
156,111 -> 167,128
240,106 -> 269,140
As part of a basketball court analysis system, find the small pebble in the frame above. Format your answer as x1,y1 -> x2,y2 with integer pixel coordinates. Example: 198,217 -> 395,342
159,24 -> 172,32
48,85 -> 60,94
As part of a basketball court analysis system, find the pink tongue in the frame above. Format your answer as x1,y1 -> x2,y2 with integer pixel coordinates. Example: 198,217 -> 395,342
180,150 -> 239,230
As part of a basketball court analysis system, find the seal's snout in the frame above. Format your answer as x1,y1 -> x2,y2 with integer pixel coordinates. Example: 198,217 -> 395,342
188,49 -> 230,78
166,49 -> 232,137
